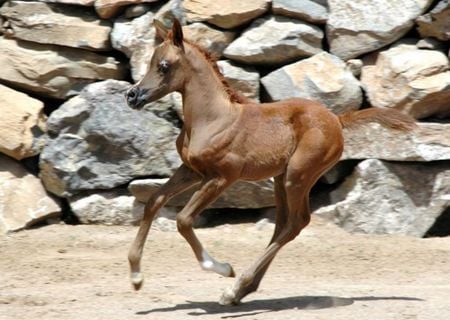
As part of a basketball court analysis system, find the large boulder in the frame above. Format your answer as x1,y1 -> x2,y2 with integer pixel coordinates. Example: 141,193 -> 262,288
361,45 -> 450,119
94,0 -> 159,19
130,178 -> 275,208
0,85 -> 46,160
224,16 -> 323,65
416,0 -> 450,41
39,80 -> 181,197
261,52 -> 362,113
217,60 -> 260,101
272,0 -> 328,24
342,123 -> 450,161
327,0 -> 434,60
0,37 -> 126,99
0,155 -> 61,234
315,159 -> 450,237
183,0 -> 269,29
0,1 -> 112,51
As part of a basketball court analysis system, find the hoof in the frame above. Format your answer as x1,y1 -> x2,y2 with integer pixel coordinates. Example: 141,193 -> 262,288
131,272 -> 144,291
226,263 -> 236,278
219,287 -> 240,306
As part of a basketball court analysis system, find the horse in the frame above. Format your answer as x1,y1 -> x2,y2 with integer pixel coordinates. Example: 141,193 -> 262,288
125,19 -> 416,305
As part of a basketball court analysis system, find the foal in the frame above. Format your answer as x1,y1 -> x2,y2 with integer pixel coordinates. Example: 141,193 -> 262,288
125,19 -> 416,305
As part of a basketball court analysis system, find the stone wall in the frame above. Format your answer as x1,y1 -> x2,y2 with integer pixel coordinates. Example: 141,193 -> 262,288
0,0 -> 448,236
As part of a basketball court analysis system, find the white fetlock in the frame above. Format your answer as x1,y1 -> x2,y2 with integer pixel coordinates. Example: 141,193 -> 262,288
200,250 -> 235,277
219,286 -> 239,306
131,272 -> 144,290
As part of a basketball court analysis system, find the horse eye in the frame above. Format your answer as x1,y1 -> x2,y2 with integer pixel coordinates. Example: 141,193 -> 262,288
158,60 -> 170,74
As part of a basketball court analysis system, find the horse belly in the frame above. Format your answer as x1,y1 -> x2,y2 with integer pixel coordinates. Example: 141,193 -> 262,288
238,129 -> 293,181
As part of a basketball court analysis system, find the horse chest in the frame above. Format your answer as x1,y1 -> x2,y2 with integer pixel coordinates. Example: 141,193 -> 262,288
179,135 -> 229,175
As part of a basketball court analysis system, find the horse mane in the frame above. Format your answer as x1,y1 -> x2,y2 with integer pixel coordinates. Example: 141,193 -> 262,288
184,39 -> 251,104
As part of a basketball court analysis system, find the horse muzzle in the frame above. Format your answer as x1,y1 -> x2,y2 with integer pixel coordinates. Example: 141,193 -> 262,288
125,86 -> 148,110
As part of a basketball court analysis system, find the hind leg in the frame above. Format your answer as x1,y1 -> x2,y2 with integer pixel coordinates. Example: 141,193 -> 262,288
220,130 -> 341,305
220,174 -> 288,300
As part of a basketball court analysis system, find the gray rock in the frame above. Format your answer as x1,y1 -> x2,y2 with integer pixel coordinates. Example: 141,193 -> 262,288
217,60 -> 260,101
224,16 -> 323,65
0,37 -> 126,99
327,0 -> 434,60
39,80 -> 181,197
130,178 -> 275,208
315,159 -> 450,237
321,160 -> 358,184
361,45 -> 450,119
272,0 -> 328,24
70,189 -> 144,225
0,154 -> 61,234
111,11 -> 155,82
416,0 -> 450,41
154,0 -> 186,26
342,122 -> 450,161
261,52 -> 362,114
0,1 -> 112,51
125,4 -> 152,18
416,37 -> 448,51
346,59 -> 363,78
69,188 -> 179,226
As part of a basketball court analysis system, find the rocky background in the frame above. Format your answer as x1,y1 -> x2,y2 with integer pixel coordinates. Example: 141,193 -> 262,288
0,0 -> 448,237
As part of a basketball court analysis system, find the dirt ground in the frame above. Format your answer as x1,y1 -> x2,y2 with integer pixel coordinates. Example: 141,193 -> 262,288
1,216 -> 450,320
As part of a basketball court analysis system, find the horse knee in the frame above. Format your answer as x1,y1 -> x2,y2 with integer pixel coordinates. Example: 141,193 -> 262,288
176,213 -> 193,235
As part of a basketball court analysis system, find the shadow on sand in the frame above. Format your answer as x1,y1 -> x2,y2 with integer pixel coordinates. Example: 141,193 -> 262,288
136,295 -> 423,318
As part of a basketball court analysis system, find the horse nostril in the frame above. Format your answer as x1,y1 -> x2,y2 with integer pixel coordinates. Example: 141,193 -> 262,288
127,87 -> 139,100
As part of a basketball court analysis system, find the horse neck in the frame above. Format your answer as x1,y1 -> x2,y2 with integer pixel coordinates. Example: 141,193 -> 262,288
181,47 -> 237,133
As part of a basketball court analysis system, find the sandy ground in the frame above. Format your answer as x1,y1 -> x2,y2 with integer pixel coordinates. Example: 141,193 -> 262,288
1,216 -> 450,320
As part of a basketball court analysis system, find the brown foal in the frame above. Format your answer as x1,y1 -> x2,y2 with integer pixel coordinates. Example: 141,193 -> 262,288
125,19 -> 416,305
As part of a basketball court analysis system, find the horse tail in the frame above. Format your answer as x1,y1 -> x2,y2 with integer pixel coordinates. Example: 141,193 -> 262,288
338,108 -> 417,131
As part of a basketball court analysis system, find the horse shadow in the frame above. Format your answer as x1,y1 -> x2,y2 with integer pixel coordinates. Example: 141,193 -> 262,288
136,295 -> 423,318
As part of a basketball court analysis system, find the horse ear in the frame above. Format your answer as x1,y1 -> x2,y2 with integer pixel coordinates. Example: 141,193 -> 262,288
171,18 -> 184,52
154,19 -> 169,40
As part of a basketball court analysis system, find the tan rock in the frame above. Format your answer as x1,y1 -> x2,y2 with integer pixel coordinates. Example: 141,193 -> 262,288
184,23 -> 236,58
183,0 -> 269,29
261,52 -> 362,114
0,37 -> 126,98
0,155 -> 61,234
0,85 -> 46,160
217,60 -> 260,101
361,45 -> 450,119
39,0 -> 95,5
95,0 -> 159,19
0,1 -> 111,51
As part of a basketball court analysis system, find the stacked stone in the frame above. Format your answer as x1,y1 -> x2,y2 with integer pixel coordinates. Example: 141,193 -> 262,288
0,0 -> 448,236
